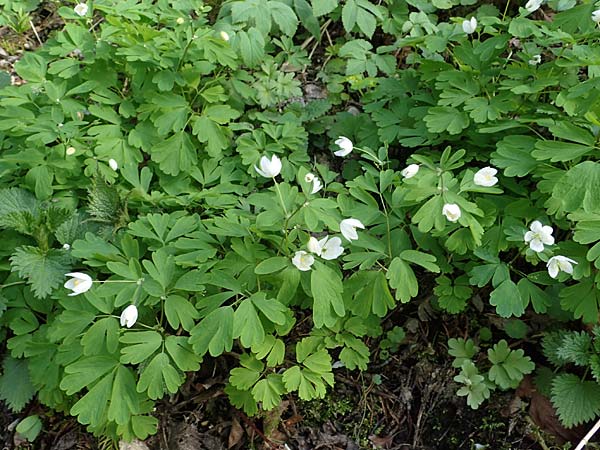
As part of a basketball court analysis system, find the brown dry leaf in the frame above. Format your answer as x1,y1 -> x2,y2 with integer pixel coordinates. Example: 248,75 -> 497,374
228,417 -> 244,449
369,434 -> 393,449
119,439 -> 150,450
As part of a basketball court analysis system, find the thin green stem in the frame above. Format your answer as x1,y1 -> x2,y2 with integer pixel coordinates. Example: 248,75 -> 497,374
501,0 -> 511,21
0,281 -> 26,289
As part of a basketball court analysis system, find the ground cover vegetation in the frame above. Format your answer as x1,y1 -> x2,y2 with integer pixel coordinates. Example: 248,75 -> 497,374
1,0 -> 600,447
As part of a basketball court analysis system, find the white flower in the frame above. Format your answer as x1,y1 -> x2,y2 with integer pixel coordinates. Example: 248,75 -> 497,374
74,2 -> 88,16
340,218 -> 365,241
64,272 -> 93,296
473,167 -> 498,187
462,17 -> 477,34
176,17 -> 185,24
63,243 -> 71,250
109,158 -> 118,171
304,173 -> 315,183
547,255 -> 577,279
442,203 -> 461,222
220,31 -> 230,41
254,155 -> 282,178
401,164 -> 419,179
334,136 -> 353,157
525,0 -> 542,13
120,305 -> 138,328
311,177 -> 323,194
528,54 -> 542,65
307,236 -> 322,255
319,236 -> 344,260
66,146 -> 76,156
524,220 -> 554,252
593,9 -> 600,24
307,235 -> 344,259
292,251 -> 314,271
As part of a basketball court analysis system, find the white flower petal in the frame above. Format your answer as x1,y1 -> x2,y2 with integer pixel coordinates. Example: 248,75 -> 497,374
401,164 -> 419,179
473,167 -> 498,187
334,136 -> 353,157
442,203 -> 461,222
292,251 -> 314,271
120,305 -> 138,328
340,218 -> 365,241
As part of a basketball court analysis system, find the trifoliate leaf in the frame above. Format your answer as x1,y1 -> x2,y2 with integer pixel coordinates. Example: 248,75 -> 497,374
225,384 -> 258,416
454,360 -> 491,409
448,338 -> 478,368
251,374 -> 285,410
189,306 -> 234,357
489,280 -> 525,318
424,106 -> 470,135
487,340 -> 534,389
233,299 -> 265,348
137,352 -> 183,400
491,136 -> 538,177
552,161 -> 600,214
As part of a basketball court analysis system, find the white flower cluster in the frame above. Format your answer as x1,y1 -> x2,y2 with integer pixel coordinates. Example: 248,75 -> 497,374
523,221 -> 577,279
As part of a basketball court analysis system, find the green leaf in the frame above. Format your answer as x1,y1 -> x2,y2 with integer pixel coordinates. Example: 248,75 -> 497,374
487,340 -> 534,389
137,352 -> 184,400
312,0 -> 338,16
556,331 -> 592,366
532,141 -> 592,162
387,257 -> 418,302
15,415 -> 42,442
295,0 -> 320,38
560,279 -> 599,324
400,250 -> 440,273
551,374 -> 600,428
552,161 -> 600,213
489,280 -> 524,318
70,372 -> 113,428
165,295 -> 199,332
165,336 -> 201,372
61,356 -> 118,395
120,331 -> 163,365
491,136 -> 539,177
270,1 -> 298,36
14,52 -> 47,82
252,293 -> 287,325
454,360 -> 491,409
225,384 -> 259,416
189,306 -> 234,357
81,317 -> 120,356
424,107 -> 470,135
107,365 -> 140,425
255,256 -> 289,275
237,28 -> 265,67
230,356 -> 263,390
311,262 -> 345,328
251,374 -> 285,410
233,299 -> 265,348
150,132 -> 197,176
448,338 -> 478,368
0,356 -> 36,412
10,247 -> 72,299
517,279 -> 550,314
